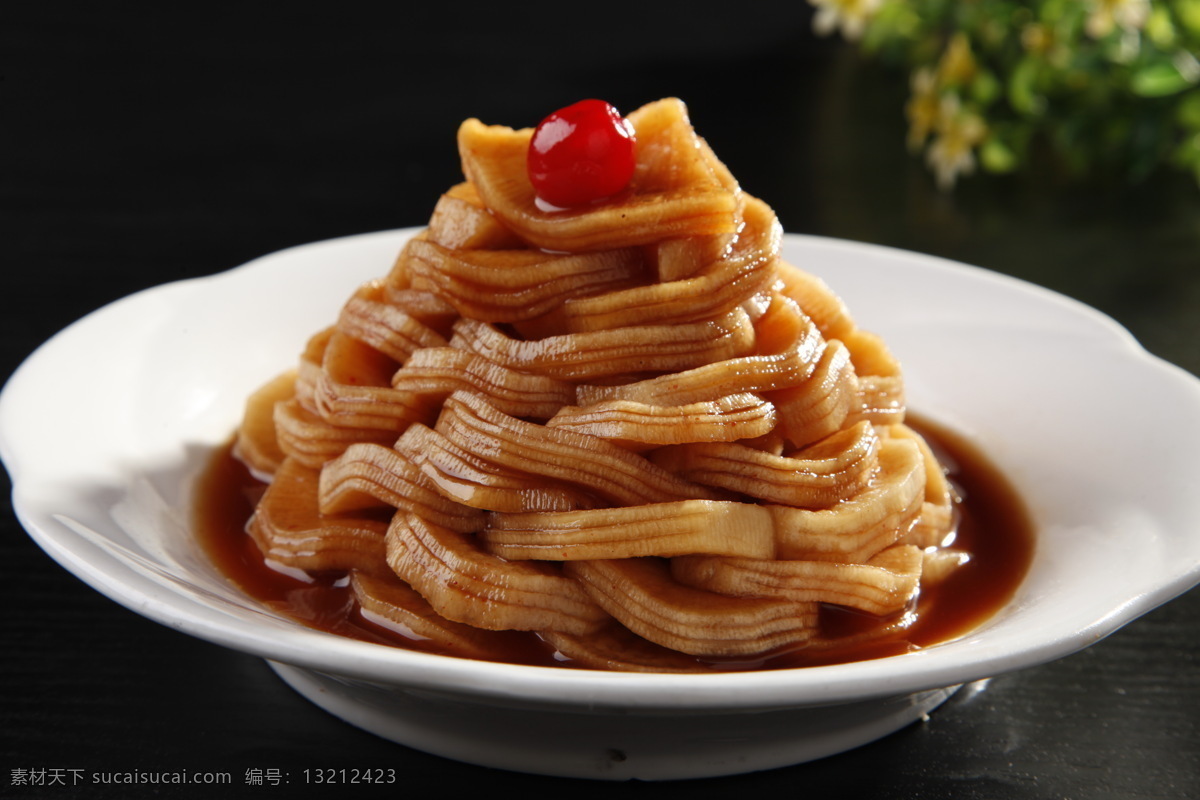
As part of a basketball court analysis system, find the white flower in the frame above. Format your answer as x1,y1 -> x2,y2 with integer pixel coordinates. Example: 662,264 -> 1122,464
905,68 -> 940,152
925,95 -> 987,190
936,32 -> 977,87
808,0 -> 883,41
1086,0 -> 1151,38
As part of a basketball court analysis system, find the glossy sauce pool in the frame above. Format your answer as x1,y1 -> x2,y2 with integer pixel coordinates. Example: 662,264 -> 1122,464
194,416 -> 1035,671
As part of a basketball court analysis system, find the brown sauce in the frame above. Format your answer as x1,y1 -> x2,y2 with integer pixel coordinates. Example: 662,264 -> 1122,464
194,416 -> 1034,671
775,415 -> 1036,668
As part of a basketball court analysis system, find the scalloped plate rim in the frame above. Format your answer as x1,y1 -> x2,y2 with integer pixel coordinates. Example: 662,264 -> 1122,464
2,229 -> 1199,714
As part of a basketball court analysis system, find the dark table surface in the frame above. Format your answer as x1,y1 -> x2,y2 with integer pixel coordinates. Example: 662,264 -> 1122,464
4,5 -> 1199,799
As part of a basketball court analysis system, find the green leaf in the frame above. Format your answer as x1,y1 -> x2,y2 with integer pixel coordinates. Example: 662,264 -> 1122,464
1008,57 -> 1044,115
1173,132 -> 1200,168
1146,7 -> 1177,48
1177,0 -> 1200,38
980,137 -> 1018,173
1131,61 -> 1193,97
1178,90 -> 1200,129
971,68 -> 1002,107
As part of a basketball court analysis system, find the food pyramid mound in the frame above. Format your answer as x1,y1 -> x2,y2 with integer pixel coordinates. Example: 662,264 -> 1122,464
235,98 -> 960,672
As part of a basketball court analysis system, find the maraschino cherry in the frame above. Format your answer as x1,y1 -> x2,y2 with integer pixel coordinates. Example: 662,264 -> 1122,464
527,99 -> 636,209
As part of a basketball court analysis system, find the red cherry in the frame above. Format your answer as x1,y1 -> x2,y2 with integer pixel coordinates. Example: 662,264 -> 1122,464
527,99 -> 637,209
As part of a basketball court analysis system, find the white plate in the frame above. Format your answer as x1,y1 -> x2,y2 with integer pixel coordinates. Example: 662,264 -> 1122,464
3,230 -> 1200,780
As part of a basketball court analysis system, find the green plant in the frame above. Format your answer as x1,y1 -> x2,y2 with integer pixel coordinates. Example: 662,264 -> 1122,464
808,0 -> 1200,188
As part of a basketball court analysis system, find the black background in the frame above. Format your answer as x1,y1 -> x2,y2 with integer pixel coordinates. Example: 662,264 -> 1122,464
3,4 -> 1199,798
